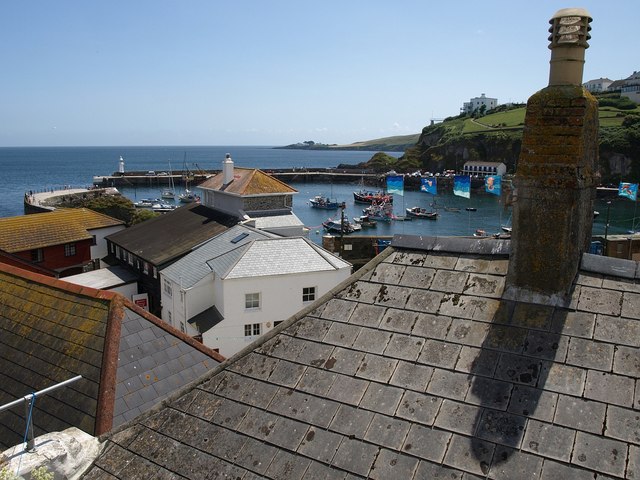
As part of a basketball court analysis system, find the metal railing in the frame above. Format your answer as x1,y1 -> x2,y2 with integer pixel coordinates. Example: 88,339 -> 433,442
0,375 -> 82,451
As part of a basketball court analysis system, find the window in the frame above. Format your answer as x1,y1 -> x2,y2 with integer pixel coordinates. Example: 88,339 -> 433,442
245,292 -> 260,309
91,235 -> 97,246
64,243 -> 76,257
303,287 -> 316,302
244,323 -> 261,336
31,249 -> 44,263
153,267 -> 158,279
163,279 -> 172,296
274,321 -> 283,328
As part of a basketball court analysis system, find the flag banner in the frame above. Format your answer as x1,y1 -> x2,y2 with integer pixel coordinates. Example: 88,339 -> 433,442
453,175 -> 471,199
619,182 -> 638,201
485,175 -> 501,196
420,177 -> 437,195
387,175 -> 404,196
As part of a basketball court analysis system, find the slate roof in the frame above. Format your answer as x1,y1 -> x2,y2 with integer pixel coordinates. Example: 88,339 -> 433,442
223,237 -> 351,279
161,225 -> 278,289
0,208 -> 124,253
199,167 -> 298,196
105,204 -> 238,266
0,263 -> 222,450
82,235 -> 640,480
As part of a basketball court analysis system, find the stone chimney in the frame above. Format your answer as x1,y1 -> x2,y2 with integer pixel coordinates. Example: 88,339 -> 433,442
222,153 -> 234,185
504,8 -> 598,304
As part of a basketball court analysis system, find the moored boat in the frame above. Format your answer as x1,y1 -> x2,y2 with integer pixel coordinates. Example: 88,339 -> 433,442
179,189 -> 199,203
353,215 -> 377,228
309,195 -> 340,209
363,200 -> 394,222
322,219 -> 359,234
406,207 -> 438,220
353,189 -> 393,204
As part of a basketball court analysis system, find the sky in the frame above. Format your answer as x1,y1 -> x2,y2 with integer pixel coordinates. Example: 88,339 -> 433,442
0,1 -> 636,147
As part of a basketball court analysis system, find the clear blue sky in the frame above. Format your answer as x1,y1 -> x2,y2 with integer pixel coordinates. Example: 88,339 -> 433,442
0,1 -> 636,147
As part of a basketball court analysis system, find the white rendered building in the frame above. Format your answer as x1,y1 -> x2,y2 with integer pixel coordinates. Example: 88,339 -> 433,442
461,93 -> 498,114
160,225 -> 351,357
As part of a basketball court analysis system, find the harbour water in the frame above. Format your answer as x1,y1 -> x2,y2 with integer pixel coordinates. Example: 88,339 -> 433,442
0,145 -> 633,242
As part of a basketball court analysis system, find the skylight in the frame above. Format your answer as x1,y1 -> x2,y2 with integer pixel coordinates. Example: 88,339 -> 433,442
230,232 -> 250,244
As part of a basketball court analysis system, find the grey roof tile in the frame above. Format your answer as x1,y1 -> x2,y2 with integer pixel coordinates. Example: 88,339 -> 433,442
390,361 -> 433,391
446,318 -> 491,347
540,459 -> 595,480
380,308 -> 420,333
370,448 -> 419,480
264,450 -> 310,480
405,288 -> 445,313
415,461 -> 464,479
347,303 -> 386,328
488,445 -> 544,480
235,437 -> 279,475
604,404 -> 640,444
521,419 -> 576,462
475,409 -> 526,448
594,314 -> 640,347
584,370 -> 635,407
398,264 -> 436,289
297,427 -> 343,464
355,353 -> 398,383
523,330 -> 569,361
427,369 -> 472,401
431,269 -> 469,293
577,286 -> 623,316
465,376 -> 513,410
455,346 -> 500,377
297,367 -> 337,396
571,431 -> 629,477
368,262 -> 406,284
395,390 -> 442,425
331,437 -> 379,477
551,310 -> 596,338
364,413 -> 411,450
326,373 -> 368,405
443,433 -> 495,476
539,361 -> 587,396
566,337 -> 614,371
411,312 -> 453,340
554,395 -> 606,435
433,399 -> 482,435
323,346 -> 365,376
403,424 -> 451,463
418,339 -> 462,369
612,345 -> 640,378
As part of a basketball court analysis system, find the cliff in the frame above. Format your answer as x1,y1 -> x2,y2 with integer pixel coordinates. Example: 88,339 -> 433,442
401,101 -> 640,184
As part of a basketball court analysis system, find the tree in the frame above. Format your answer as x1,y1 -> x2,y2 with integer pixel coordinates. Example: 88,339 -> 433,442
84,195 -> 136,225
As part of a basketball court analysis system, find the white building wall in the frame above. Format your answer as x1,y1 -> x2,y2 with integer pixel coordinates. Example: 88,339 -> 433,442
161,274 -> 213,337
203,268 -> 350,357
201,190 -> 244,217
90,225 -> 125,267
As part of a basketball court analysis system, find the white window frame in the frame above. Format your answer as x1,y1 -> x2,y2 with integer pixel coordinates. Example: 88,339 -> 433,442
244,323 -> 261,337
245,292 -> 260,310
163,279 -> 172,297
64,243 -> 76,257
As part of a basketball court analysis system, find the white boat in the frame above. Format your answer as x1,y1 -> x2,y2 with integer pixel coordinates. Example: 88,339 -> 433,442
179,189 -> 198,203
161,161 -> 176,199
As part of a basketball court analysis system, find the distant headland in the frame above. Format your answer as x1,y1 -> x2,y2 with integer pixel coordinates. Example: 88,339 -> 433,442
274,134 -> 420,152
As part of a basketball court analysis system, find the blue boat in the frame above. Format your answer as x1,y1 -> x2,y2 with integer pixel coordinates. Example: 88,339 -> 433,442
310,195 -> 340,209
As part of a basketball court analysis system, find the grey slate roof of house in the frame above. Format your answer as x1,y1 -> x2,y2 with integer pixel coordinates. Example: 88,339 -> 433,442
82,235 -> 640,480
161,225 -> 279,288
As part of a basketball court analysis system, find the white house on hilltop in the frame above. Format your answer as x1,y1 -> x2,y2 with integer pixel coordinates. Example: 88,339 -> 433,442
160,225 -> 351,357
461,93 -> 498,114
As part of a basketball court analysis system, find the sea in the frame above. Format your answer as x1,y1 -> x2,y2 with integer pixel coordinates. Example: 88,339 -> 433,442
0,145 -> 631,243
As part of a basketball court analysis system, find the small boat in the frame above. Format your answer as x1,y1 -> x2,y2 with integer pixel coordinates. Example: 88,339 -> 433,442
466,207 -> 477,212
161,161 -> 176,199
501,226 -> 513,233
152,202 -> 179,213
353,189 -> 393,204
444,206 -> 461,213
134,198 -> 161,208
363,201 -> 394,222
179,189 -> 198,203
322,219 -> 358,234
406,207 -> 438,220
309,195 -> 340,209
473,229 -> 488,237
353,215 -> 377,228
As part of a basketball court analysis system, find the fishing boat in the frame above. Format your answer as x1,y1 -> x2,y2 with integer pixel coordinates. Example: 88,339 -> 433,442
322,218 -> 359,234
152,202 -> 179,213
309,195 -> 340,209
353,215 -> 377,228
406,207 -> 438,220
353,189 -> 393,204
362,201 -> 394,222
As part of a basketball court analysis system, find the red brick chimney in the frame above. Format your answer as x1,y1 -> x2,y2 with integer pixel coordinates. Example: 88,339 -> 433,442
505,8 -> 598,304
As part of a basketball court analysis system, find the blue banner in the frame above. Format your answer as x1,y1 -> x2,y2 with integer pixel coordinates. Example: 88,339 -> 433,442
619,182 -> 638,201
420,177 -> 437,195
485,175 -> 501,196
387,175 -> 404,196
453,175 -> 471,199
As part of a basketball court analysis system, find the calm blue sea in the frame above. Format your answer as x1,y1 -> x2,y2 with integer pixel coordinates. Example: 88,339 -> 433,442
0,145 -> 629,240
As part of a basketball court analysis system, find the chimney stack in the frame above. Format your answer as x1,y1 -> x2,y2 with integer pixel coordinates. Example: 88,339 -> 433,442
222,153 -> 234,185
504,8 -> 598,304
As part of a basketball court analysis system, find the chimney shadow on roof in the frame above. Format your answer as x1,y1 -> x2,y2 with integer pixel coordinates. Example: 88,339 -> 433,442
468,296 -> 572,470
